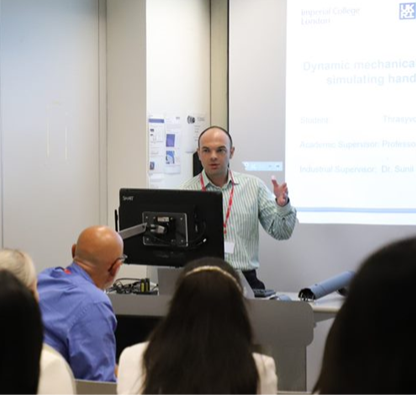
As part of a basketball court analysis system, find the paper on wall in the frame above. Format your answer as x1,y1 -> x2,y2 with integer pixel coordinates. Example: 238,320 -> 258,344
164,115 -> 181,174
148,173 -> 165,189
184,113 -> 208,153
148,115 -> 166,174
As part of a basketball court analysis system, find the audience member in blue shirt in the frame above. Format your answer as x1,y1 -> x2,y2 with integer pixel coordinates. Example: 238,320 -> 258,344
37,225 -> 125,382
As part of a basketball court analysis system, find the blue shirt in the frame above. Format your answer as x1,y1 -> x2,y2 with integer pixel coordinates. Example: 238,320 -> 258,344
37,263 -> 117,382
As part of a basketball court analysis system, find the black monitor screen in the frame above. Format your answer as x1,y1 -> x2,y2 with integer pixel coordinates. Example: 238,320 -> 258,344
118,188 -> 224,267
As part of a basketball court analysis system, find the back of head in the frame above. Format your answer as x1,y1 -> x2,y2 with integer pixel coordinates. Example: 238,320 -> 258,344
73,225 -> 124,289
74,225 -> 123,267
0,248 -> 36,289
0,270 -> 43,394
143,257 -> 258,394
314,236 -> 416,394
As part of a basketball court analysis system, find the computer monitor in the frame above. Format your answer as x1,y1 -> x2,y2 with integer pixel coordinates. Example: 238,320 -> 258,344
117,188 -> 224,267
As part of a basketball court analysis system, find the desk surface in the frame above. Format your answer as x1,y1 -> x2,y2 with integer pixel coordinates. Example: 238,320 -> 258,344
108,290 -> 343,318
110,292 -> 316,391
109,291 -> 343,391
276,292 -> 344,314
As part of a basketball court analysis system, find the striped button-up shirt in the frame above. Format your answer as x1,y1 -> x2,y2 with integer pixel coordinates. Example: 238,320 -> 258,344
181,170 -> 297,271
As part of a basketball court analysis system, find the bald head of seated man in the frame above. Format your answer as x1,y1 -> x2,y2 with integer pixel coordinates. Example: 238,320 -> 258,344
72,226 -> 125,290
38,226 -> 125,382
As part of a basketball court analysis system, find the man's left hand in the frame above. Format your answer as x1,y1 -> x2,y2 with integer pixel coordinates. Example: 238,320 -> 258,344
271,176 -> 289,207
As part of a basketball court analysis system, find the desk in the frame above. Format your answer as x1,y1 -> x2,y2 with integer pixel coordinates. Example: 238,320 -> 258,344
109,292 -> 342,391
307,293 -> 344,322
76,380 -> 116,395
280,292 -> 344,322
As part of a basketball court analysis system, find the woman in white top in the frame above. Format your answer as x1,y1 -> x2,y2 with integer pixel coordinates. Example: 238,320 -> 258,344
0,248 -> 76,395
38,343 -> 76,395
117,257 -> 278,394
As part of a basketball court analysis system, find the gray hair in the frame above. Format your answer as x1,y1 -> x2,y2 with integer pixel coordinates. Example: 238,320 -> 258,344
0,249 -> 36,288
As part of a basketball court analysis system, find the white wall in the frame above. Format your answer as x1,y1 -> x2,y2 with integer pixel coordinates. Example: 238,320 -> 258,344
146,0 -> 211,189
106,0 -> 210,209
0,0 -> 211,278
106,0 -> 148,280
0,0 -> 106,272
210,0 -> 228,127
145,0 -> 210,281
106,0 -> 211,279
106,0 -> 147,228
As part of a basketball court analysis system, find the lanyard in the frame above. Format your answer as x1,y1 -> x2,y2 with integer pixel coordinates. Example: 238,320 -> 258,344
200,172 -> 235,235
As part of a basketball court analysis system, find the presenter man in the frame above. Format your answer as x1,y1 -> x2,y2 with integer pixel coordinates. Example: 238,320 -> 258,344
181,126 -> 297,289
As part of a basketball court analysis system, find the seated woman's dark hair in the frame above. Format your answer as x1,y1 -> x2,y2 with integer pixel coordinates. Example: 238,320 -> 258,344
314,236 -> 416,394
0,270 -> 43,394
142,257 -> 258,394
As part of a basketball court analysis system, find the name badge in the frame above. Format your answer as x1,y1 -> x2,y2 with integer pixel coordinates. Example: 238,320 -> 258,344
225,241 -> 235,254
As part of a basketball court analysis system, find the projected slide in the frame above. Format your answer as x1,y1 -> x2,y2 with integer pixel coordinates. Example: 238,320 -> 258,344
286,1 -> 416,225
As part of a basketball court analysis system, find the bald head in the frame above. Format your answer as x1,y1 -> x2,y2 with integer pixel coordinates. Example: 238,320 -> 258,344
74,226 -> 122,266
198,126 -> 233,149
72,226 -> 124,289
72,226 -> 124,290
